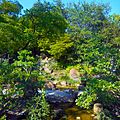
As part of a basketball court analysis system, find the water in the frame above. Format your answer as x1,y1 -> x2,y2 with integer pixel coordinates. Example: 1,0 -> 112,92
61,106 -> 93,120
49,87 -> 93,120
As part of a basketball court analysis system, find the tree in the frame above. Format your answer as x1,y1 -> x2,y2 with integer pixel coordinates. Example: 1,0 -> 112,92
0,0 -> 23,15
66,1 -> 120,76
0,0 -> 24,60
22,1 -> 73,60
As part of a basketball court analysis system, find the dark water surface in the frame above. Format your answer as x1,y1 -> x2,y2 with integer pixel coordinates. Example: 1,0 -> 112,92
61,106 -> 93,120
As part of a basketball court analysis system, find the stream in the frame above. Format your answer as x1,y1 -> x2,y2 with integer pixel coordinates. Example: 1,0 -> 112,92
4,88 -> 94,120
46,88 -> 93,120
63,106 -> 93,120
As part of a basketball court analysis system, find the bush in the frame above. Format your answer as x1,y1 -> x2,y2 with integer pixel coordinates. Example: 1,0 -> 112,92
76,78 -> 120,109
27,90 -> 50,120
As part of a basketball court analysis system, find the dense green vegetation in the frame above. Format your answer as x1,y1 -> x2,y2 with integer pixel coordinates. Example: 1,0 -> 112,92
0,0 -> 120,120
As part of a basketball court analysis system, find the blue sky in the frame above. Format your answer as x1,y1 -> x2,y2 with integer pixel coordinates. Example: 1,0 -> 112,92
18,0 -> 120,15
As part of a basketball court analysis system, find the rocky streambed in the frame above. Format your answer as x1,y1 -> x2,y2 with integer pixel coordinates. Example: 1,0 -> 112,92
2,88 -> 93,120
45,89 -> 93,120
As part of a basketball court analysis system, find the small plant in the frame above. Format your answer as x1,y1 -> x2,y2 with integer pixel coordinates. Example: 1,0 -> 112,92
0,115 -> 6,120
76,78 -> 120,109
96,111 -> 112,120
76,90 -> 97,109
27,90 -> 50,120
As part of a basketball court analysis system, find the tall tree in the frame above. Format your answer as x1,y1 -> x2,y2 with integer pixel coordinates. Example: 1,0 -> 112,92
22,1 -> 72,59
66,1 -> 120,76
0,0 -> 24,59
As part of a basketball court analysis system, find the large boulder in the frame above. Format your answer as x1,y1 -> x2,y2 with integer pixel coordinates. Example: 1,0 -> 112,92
93,103 -> 103,114
45,89 -> 77,105
69,68 -> 80,81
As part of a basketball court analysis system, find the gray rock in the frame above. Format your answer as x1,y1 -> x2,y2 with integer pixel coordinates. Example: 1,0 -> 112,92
6,110 -> 26,120
46,89 -> 76,104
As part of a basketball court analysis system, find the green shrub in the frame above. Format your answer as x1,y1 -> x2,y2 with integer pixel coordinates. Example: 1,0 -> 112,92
27,90 -> 50,120
96,111 -> 112,120
76,78 -> 120,109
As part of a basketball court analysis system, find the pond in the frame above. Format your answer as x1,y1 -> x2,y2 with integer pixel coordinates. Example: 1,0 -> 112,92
46,87 -> 93,120
61,106 -> 93,120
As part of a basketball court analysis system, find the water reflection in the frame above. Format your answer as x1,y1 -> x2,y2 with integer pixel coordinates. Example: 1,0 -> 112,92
61,106 -> 93,120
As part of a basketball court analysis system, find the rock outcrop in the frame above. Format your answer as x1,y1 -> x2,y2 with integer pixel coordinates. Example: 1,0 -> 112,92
45,89 -> 77,104
69,68 -> 80,81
